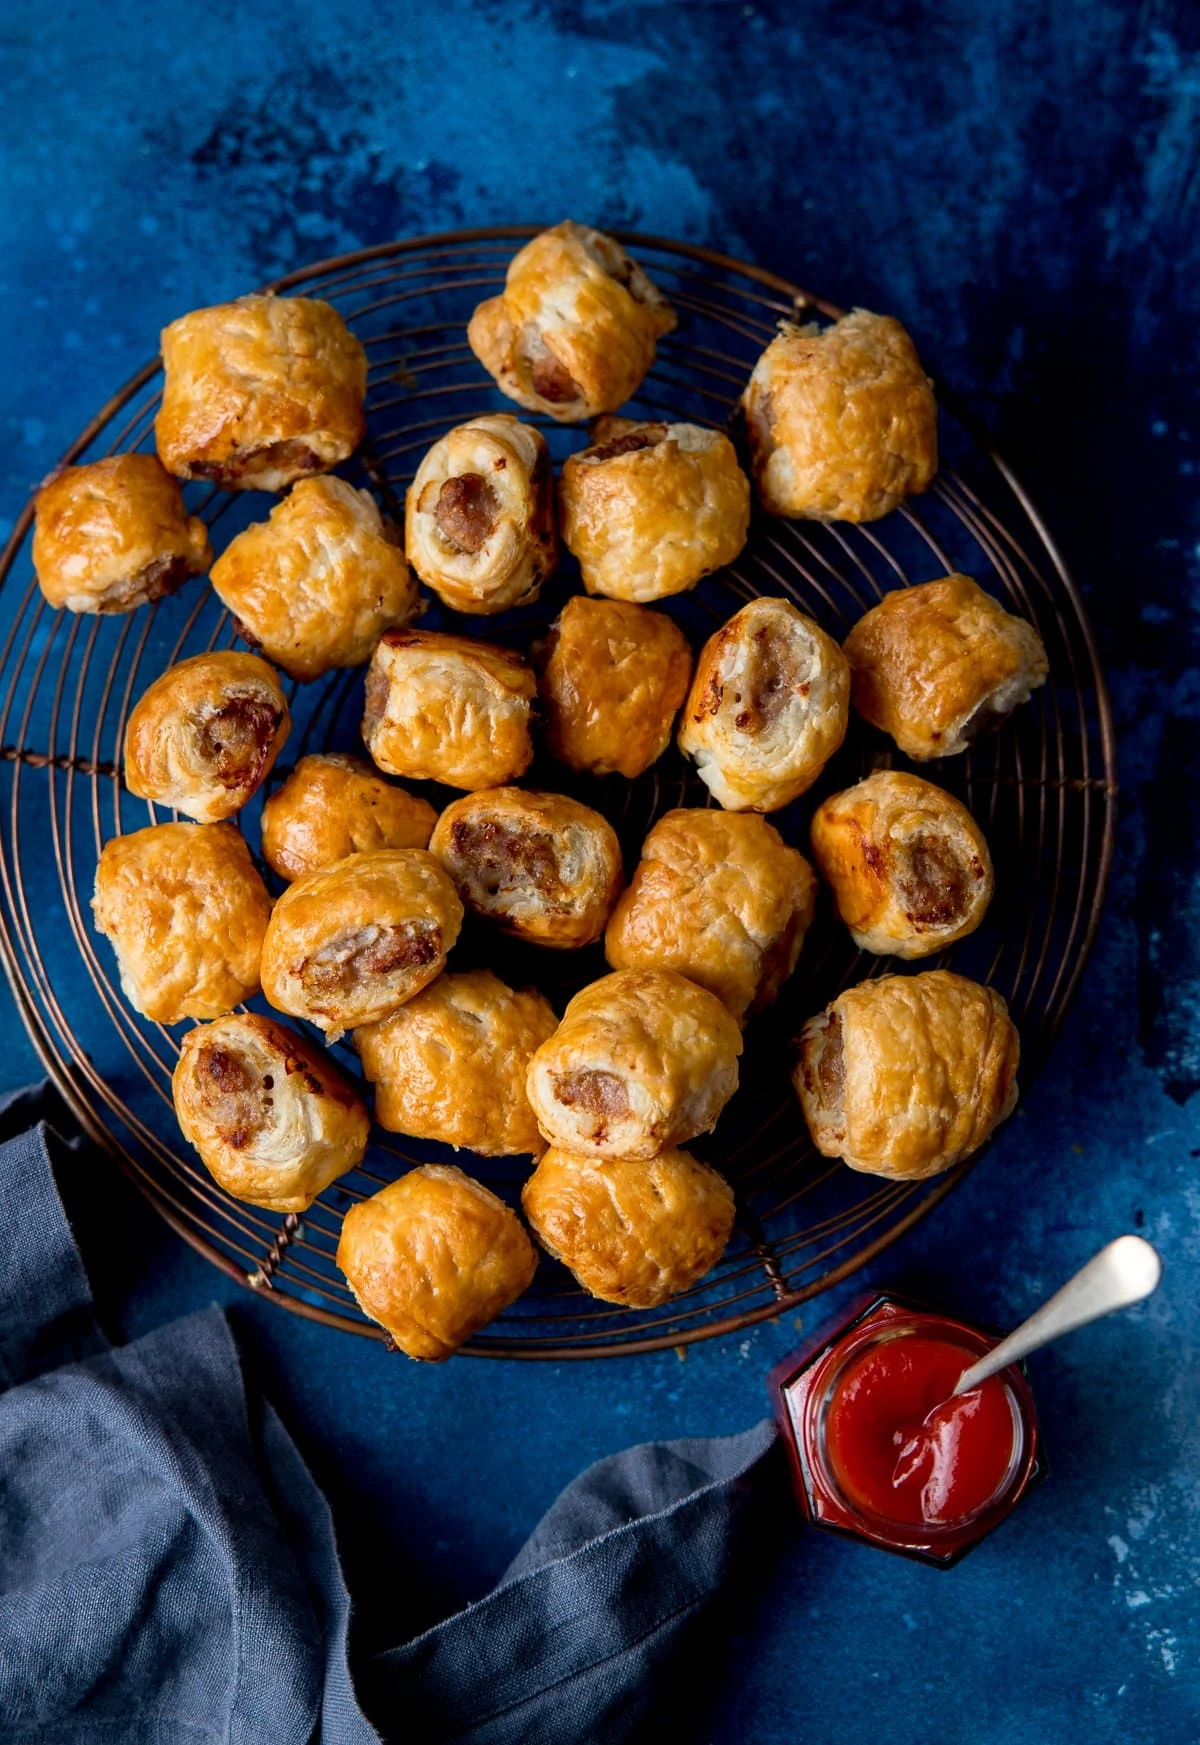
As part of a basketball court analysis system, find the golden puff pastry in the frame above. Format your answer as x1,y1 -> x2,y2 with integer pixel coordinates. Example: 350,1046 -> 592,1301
605,809 -> 817,1023
33,453 -> 211,615
405,415 -> 556,614
742,311 -> 937,522
210,477 -> 417,682
91,822 -> 271,1024
430,789 -> 623,949
467,221 -> 676,422
356,970 -> 557,1155
123,651 -> 290,824
362,628 -> 535,790
843,574 -> 1050,760
336,1165 -> 538,1360
260,848 -> 462,1038
538,595 -> 693,779
558,418 -> 750,602
173,1013 -> 368,1212
522,1146 -> 735,1307
260,753 -> 436,882
794,969 -> 1019,1180
526,969 -> 742,1161
155,294 -> 367,491
811,770 -> 994,958
678,597 -> 850,810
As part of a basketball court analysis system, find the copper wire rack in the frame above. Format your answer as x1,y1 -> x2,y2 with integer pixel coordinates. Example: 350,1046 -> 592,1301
0,228 -> 1117,1357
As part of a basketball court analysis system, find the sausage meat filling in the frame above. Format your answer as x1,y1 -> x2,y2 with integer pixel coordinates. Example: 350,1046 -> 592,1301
190,440 -> 324,486
199,1044 -> 269,1151
553,1069 -> 631,1120
299,922 -> 441,1005
449,818 -> 569,910
896,833 -> 974,929
198,692 -> 280,789
434,472 -> 501,553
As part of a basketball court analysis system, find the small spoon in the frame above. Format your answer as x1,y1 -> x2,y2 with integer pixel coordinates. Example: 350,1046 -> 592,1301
952,1235 -> 1163,1397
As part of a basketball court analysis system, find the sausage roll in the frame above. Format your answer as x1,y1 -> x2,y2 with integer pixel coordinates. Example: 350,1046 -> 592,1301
336,1165 -> 538,1360
526,969 -> 742,1160
260,753 -> 437,882
558,418 -> 750,602
811,771 -> 994,958
430,789 -> 623,949
794,969 -> 1019,1179
678,597 -> 850,810
91,822 -> 271,1024
523,1146 -> 735,1308
33,453 -> 212,615
843,574 -> 1050,760
405,415 -> 556,614
742,311 -> 937,522
173,1013 -> 369,1212
605,809 -> 817,1023
260,848 -> 463,1038
124,651 -> 290,824
362,628 -> 536,790
210,477 -> 417,682
467,221 -> 676,422
356,970 -> 557,1155
538,596 -> 692,779
155,293 -> 367,491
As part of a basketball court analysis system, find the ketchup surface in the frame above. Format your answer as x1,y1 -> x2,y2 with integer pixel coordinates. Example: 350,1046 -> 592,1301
825,1332 -> 1016,1527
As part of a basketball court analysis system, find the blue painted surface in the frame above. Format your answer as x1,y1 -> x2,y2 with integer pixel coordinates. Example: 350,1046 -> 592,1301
2,2 -> 1199,1739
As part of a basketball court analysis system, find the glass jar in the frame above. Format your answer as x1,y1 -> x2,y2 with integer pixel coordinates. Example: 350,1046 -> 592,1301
770,1293 -> 1046,1566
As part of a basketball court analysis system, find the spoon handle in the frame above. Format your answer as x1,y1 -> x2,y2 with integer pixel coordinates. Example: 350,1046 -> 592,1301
953,1235 -> 1162,1397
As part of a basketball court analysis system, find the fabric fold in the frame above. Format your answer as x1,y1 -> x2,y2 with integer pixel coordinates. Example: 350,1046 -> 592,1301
0,1091 -> 779,1745
0,1100 -> 378,1745
368,1422 -> 777,1743
0,1091 -> 105,1389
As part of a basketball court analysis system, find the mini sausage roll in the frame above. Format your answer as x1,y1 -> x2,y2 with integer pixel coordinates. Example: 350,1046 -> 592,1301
337,1165 -> 538,1360
405,415 -> 556,614
526,969 -> 742,1160
155,293 -> 367,491
260,848 -> 463,1037
431,789 -> 622,949
742,311 -> 937,522
678,597 -> 851,810
811,771 -> 994,958
33,453 -> 212,615
174,1013 -> 369,1212
558,418 -> 750,602
91,822 -> 271,1024
356,970 -> 557,1155
260,753 -> 437,882
605,809 -> 817,1023
843,574 -> 1050,760
794,969 -> 1019,1180
523,1147 -> 735,1307
123,651 -> 290,824
210,477 -> 417,682
362,628 -> 535,791
538,596 -> 693,779
467,221 -> 676,422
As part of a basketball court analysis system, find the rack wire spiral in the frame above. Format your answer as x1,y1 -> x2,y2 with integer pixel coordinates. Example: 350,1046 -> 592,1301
0,228 -> 1117,1357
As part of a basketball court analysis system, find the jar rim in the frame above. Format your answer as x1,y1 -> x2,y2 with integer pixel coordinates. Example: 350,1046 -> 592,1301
787,1304 -> 1039,1545
813,1322 -> 1027,1534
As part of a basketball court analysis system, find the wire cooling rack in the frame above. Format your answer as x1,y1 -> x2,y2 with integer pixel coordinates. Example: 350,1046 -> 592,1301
0,228 -> 1117,1356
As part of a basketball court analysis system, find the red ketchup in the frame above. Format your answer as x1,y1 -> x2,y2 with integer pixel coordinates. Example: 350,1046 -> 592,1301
771,1295 -> 1044,1565
825,1334 -> 1016,1527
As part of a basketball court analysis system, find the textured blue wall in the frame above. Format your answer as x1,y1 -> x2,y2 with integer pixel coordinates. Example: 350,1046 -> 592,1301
2,3 -> 1199,1740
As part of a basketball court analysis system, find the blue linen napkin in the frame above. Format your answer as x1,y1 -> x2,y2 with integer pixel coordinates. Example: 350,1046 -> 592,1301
0,1089 -> 778,1744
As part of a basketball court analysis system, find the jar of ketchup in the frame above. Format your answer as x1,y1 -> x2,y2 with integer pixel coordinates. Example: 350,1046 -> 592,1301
771,1294 -> 1045,1565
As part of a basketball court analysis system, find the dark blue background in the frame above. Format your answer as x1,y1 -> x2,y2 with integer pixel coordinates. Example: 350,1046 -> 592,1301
3,3 -> 1198,1739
